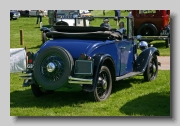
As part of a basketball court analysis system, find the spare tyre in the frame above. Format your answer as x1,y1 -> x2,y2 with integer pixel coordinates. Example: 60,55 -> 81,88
33,46 -> 74,90
137,23 -> 158,36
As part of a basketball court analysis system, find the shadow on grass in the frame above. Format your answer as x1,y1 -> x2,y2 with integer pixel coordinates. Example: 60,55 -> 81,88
34,25 -> 51,29
10,87 -> 91,108
112,75 -> 145,94
119,91 -> 170,116
42,25 -> 51,28
10,77 -> 146,109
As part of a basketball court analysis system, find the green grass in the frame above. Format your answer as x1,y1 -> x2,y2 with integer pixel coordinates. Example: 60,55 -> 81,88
10,10 -> 170,116
10,71 -> 170,116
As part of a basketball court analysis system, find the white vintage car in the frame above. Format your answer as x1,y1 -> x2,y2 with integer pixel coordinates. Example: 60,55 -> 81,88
29,10 -> 48,17
55,10 -> 92,26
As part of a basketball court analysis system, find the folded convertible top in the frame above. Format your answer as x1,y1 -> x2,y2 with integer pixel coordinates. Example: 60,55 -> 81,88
53,26 -> 113,32
46,26 -> 122,40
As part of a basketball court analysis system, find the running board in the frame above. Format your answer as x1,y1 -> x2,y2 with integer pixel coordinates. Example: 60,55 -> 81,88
116,72 -> 142,81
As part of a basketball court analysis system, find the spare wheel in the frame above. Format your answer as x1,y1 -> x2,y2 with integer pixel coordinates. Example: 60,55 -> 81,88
33,46 -> 74,90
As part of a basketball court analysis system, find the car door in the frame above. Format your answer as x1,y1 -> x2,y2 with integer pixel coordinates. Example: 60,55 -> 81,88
117,40 -> 134,76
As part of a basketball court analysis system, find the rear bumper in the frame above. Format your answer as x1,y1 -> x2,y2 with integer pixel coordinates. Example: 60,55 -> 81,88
68,76 -> 92,84
19,72 -> 32,79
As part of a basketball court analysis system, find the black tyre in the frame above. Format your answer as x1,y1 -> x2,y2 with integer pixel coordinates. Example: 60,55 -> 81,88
42,32 -> 47,44
91,66 -> 112,102
137,23 -> 158,36
33,46 -> 74,90
144,54 -> 158,81
31,84 -> 54,97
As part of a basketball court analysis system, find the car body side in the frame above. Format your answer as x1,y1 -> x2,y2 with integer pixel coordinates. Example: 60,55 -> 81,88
39,39 -> 134,77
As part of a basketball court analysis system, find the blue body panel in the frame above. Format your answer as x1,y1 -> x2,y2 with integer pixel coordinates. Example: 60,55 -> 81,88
39,38 -> 135,76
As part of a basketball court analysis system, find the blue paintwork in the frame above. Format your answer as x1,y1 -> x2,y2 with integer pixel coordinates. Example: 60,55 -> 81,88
39,38 -> 135,77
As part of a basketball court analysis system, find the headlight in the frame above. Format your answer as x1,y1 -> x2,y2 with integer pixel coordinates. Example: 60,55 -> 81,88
139,41 -> 148,50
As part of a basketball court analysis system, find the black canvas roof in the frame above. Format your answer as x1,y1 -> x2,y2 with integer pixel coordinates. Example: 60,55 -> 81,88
46,26 -> 122,40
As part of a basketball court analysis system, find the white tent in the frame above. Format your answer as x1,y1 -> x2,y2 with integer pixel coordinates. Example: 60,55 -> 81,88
10,48 -> 26,73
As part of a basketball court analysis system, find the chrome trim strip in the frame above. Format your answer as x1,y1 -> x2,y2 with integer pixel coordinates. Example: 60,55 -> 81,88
68,76 -> 92,85
19,76 -> 32,79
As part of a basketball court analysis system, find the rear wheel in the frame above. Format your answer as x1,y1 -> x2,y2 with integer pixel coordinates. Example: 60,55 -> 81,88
31,84 -> 54,97
91,66 -> 112,102
144,54 -> 158,81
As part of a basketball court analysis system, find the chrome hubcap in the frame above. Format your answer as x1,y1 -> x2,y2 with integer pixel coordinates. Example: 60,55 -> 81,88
98,77 -> 107,90
47,62 -> 56,72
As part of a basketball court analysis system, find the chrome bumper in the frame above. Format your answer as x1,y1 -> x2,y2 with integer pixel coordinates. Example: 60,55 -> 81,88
19,73 -> 32,79
68,76 -> 92,84
19,74 -> 93,85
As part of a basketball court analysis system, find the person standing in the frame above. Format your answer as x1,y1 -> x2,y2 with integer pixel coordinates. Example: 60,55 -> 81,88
36,10 -> 44,25
48,10 -> 55,27
114,10 -> 121,22
103,10 -> 105,15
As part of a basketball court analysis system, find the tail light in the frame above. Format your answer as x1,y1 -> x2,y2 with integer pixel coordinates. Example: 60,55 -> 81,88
26,52 -> 34,69
80,53 -> 91,60
80,53 -> 86,59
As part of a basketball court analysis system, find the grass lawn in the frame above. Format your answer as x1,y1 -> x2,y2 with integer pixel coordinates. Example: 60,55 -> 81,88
10,70 -> 170,116
10,10 -> 170,116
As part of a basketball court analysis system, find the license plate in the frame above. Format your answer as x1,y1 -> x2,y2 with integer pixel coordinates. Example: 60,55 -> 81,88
27,64 -> 34,68
74,60 -> 93,75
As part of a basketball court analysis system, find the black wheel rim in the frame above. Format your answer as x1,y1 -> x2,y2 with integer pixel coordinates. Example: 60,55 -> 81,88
148,58 -> 157,79
97,71 -> 109,99
141,27 -> 154,36
40,54 -> 65,82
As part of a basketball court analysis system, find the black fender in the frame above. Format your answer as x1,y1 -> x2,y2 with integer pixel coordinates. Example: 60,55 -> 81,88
135,47 -> 160,72
40,27 -> 51,33
84,54 -> 116,92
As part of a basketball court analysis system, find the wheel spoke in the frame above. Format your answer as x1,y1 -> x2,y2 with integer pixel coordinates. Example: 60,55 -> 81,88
96,71 -> 109,99
40,55 -> 65,82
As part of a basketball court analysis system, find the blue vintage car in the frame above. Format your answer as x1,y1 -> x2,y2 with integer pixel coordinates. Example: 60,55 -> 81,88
20,16 -> 160,102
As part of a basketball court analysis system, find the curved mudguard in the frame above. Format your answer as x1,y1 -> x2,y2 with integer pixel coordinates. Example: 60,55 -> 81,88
135,47 -> 160,72
84,54 -> 116,92
40,27 -> 51,33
